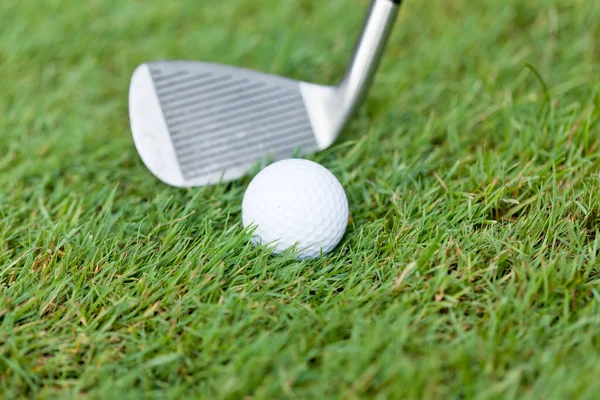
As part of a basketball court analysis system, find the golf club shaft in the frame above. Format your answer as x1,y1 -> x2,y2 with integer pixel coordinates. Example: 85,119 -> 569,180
339,0 -> 401,111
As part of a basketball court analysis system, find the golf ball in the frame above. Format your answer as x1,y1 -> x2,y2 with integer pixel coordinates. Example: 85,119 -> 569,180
242,159 -> 349,259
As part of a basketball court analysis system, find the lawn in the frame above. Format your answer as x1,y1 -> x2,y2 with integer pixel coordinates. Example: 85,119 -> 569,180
1,0 -> 600,398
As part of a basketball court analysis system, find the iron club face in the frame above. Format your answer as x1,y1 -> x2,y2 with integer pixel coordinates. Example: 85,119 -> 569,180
128,0 -> 402,187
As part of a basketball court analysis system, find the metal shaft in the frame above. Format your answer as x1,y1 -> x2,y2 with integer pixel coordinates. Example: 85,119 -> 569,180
299,0 -> 402,149
337,0 -> 401,120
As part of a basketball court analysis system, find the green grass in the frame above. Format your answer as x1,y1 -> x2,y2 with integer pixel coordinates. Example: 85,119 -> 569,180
1,0 -> 600,398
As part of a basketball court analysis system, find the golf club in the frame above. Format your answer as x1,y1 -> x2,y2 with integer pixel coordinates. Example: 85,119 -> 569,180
129,0 -> 402,187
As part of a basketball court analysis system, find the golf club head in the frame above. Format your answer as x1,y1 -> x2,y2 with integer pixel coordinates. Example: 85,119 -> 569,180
129,0 -> 401,187
129,61 -> 330,187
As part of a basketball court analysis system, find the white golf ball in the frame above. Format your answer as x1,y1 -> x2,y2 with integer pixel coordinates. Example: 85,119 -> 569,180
242,159 -> 349,259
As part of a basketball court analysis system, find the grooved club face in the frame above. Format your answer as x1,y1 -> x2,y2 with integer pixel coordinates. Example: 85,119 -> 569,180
129,62 -> 319,187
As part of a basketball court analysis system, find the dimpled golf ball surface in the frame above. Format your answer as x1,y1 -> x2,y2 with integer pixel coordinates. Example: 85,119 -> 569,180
242,159 -> 349,259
